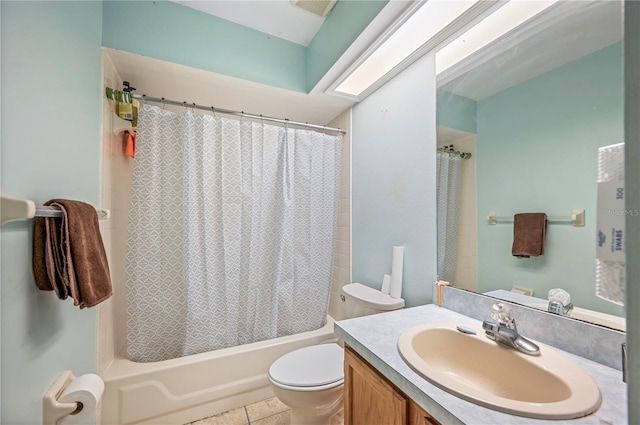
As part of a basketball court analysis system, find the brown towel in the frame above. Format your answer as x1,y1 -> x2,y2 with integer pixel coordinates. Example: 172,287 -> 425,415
33,199 -> 112,308
512,213 -> 547,258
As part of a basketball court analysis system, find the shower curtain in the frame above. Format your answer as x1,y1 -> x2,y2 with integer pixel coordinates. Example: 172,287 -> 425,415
126,105 -> 342,362
436,153 -> 462,283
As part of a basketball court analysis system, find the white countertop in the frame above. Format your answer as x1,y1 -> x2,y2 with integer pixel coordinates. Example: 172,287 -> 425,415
334,304 -> 627,425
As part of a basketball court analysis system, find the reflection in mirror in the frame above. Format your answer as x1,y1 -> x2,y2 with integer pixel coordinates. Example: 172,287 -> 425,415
435,1 -> 625,330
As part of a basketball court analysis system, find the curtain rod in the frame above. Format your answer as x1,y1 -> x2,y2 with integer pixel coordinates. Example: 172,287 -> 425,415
437,146 -> 472,159
133,94 -> 347,134
439,151 -> 472,159
104,87 -> 346,134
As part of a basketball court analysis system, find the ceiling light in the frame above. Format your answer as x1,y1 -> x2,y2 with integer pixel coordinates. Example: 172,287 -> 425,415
330,0 -> 478,98
436,0 -> 561,74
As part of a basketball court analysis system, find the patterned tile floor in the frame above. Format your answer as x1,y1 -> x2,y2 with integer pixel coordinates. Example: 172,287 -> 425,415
186,397 -> 291,425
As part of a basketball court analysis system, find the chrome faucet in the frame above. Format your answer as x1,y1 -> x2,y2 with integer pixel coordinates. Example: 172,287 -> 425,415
547,288 -> 574,316
548,300 -> 574,316
482,303 -> 540,356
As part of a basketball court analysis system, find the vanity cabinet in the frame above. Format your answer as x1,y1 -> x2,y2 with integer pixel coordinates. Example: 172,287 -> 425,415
344,345 -> 441,425
409,401 -> 440,425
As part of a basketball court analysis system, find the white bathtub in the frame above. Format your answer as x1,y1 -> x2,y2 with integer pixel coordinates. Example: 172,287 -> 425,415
101,317 -> 338,425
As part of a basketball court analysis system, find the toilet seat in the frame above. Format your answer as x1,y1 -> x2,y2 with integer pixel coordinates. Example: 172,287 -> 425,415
269,344 -> 344,391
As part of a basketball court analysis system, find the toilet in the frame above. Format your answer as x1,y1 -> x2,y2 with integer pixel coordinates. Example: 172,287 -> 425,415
268,283 -> 405,424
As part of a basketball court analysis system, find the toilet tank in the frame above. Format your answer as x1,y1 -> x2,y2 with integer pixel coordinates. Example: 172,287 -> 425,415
342,283 -> 404,319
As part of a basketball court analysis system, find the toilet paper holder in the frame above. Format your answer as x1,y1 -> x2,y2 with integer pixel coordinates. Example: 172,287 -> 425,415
43,370 -> 83,425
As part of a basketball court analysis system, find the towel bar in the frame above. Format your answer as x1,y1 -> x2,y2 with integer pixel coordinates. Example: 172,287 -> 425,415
34,206 -> 110,220
487,209 -> 585,227
1,191 -> 110,225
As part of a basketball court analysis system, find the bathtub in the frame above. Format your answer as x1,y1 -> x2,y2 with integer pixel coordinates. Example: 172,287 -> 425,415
101,317 -> 338,425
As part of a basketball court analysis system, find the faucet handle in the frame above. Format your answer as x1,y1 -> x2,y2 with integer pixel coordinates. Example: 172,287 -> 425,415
490,302 -> 514,326
548,288 -> 572,306
547,288 -> 574,316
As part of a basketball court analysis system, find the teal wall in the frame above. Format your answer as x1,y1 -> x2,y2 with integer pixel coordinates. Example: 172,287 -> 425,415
103,0 -> 387,94
1,2 -> 103,423
476,42 -> 624,317
352,52 -> 438,307
306,0 -> 388,92
102,1 -> 307,92
436,89 -> 476,134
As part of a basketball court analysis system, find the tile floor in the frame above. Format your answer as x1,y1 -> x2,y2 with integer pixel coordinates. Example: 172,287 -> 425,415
186,397 -> 291,425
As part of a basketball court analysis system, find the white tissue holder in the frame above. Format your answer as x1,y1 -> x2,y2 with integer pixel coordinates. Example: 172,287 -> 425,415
43,371 -> 82,425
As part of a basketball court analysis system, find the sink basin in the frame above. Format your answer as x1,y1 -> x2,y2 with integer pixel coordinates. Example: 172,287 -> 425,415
398,323 -> 601,419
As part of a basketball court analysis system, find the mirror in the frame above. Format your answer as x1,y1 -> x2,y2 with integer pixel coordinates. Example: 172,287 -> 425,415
435,1 -> 625,331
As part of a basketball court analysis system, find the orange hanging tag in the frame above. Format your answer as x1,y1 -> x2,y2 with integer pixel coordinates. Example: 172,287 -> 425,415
125,131 -> 136,158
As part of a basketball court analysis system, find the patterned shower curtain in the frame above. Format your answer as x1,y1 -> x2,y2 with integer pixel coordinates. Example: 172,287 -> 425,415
436,153 -> 462,283
126,105 -> 342,362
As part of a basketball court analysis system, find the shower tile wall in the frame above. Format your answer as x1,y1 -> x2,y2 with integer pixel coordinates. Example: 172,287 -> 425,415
452,135 -> 477,292
98,50 -> 135,375
327,109 -> 352,321
436,135 -> 477,292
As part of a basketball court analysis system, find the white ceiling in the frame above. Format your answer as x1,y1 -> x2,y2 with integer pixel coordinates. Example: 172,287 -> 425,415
172,0 -> 325,46
438,1 -> 623,101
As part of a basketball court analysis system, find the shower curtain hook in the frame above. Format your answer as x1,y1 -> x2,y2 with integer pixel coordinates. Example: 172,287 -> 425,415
260,114 -> 264,126
211,106 -> 217,118
161,97 -> 166,110
241,111 -> 245,122
183,101 -> 188,113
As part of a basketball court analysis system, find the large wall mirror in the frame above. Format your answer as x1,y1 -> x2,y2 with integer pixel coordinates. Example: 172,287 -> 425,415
435,1 -> 625,331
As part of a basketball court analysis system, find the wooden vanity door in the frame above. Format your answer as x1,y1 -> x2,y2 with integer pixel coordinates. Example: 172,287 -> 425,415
409,400 -> 441,425
344,345 -> 407,425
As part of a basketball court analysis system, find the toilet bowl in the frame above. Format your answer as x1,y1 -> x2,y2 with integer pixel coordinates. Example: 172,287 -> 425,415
268,283 -> 404,424
268,343 -> 344,425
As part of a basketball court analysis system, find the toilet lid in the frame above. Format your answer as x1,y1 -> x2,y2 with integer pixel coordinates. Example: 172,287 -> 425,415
269,344 -> 344,387
342,283 -> 405,310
